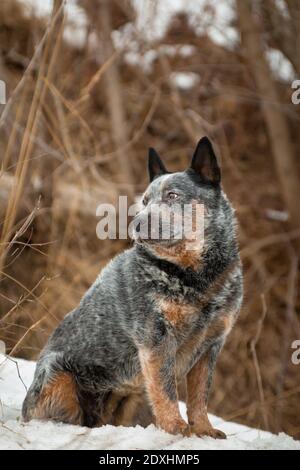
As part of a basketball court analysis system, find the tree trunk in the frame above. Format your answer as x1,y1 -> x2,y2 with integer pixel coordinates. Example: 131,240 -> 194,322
98,0 -> 134,193
236,0 -> 300,240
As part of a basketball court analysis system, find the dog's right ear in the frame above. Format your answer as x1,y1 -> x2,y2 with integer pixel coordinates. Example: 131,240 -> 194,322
148,148 -> 167,182
190,137 -> 221,185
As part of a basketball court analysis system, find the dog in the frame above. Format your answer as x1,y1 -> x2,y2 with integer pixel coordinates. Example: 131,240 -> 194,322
22,137 -> 243,438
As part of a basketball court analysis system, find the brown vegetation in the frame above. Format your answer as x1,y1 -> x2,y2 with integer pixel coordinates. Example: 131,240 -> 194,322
0,0 -> 299,438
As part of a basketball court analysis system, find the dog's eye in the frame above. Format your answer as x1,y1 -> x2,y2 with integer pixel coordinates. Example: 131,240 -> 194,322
142,196 -> 149,206
167,192 -> 179,200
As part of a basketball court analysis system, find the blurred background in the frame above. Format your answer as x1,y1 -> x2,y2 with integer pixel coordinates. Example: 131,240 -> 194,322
0,0 -> 299,438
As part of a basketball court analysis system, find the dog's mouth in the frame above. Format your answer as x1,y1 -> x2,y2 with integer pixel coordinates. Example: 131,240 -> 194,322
132,225 -> 182,246
131,206 -> 205,249
134,235 -> 180,248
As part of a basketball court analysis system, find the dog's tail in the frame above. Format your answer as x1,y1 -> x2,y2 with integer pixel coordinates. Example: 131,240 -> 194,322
22,351 -> 64,422
22,368 -> 46,422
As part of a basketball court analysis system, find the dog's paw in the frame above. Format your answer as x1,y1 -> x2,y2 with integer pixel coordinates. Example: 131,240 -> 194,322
191,425 -> 226,439
179,423 -> 191,437
158,419 -> 191,437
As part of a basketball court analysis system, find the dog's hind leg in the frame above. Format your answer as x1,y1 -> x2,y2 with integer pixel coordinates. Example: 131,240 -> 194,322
113,393 -> 143,427
22,371 -> 83,425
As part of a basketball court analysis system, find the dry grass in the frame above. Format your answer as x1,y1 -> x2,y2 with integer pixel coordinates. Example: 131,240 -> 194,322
0,1 -> 299,438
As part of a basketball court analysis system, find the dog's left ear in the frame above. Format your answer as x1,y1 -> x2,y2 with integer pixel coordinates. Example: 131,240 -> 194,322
191,137 -> 221,185
148,148 -> 167,182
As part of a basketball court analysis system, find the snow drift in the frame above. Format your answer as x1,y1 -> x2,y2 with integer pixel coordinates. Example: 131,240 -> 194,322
0,354 -> 299,450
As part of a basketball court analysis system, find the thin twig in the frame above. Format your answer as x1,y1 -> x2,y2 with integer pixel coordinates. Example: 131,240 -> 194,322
0,356 -> 28,392
250,295 -> 269,430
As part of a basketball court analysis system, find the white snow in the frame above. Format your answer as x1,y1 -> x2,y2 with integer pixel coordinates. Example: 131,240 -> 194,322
18,0 -> 296,81
0,354 -> 299,450
266,48 -> 296,82
170,72 -> 200,90
19,0 -> 88,49
134,0 -> 238,48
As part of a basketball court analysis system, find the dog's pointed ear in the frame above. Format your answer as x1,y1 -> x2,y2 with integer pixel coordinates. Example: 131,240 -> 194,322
190,137 -> 221,184
148,148 -> 167,182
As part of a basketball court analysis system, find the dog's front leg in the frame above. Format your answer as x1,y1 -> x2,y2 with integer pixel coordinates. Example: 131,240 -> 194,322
139,335 -> 190,436
187,339 -> 226,439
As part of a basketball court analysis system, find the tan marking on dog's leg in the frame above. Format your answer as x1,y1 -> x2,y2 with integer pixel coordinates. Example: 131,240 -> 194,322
139,348 -> 190,436
205,313 -> 234,341
113,393 -> 143,427
187,355 -> 226,439
177,377 -> 187,402
101,392 -> 124,425
32,372 -> 82,425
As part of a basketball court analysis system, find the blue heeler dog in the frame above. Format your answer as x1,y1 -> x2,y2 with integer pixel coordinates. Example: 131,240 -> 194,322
22,137 -> 243,438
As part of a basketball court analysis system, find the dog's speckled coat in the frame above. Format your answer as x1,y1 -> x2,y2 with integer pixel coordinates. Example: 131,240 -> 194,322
22,137 -> 243,438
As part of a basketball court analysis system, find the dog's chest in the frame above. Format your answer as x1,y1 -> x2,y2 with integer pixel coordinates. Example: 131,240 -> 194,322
175,311 -> 233,378
157,296 -> 200,331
